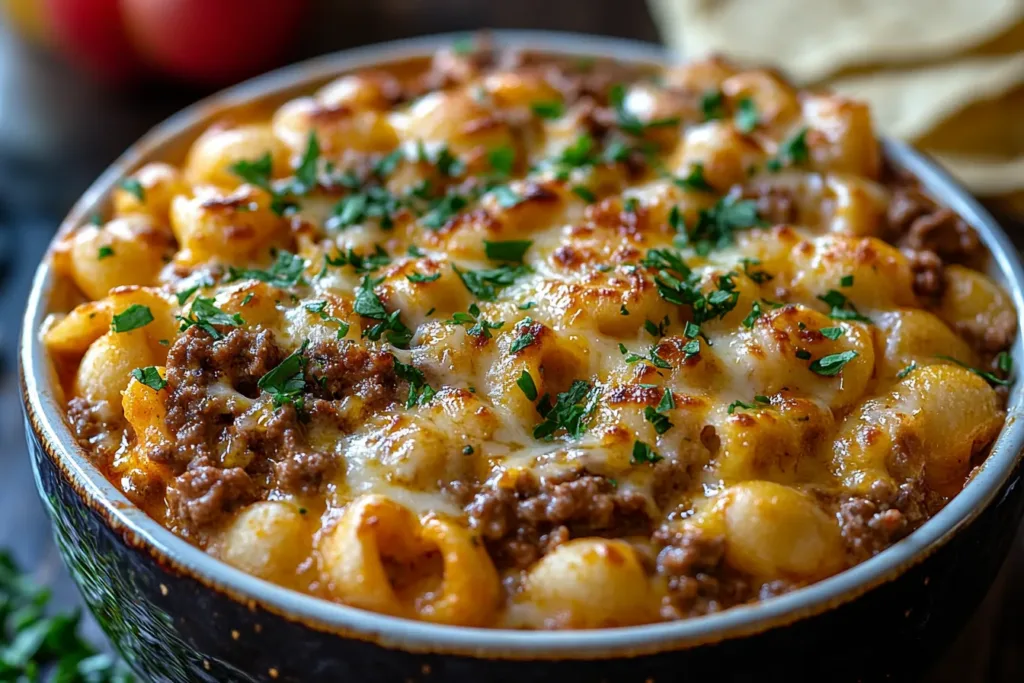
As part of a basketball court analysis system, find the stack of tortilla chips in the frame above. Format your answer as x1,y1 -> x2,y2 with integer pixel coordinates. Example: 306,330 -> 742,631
650,0 -> 1024,215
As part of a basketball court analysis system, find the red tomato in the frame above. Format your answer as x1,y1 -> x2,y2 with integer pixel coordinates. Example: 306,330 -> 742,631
120,0 -> 308,84
43,0 -> 141,82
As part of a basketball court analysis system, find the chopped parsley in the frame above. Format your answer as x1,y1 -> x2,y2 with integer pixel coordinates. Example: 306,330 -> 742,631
240,293 -> 254,306
491,186 -> 523,209
292,131 -> 321,194
820,326 -> 844,340
422,191 -> 469,229
452,264 -> 530,302
571,185 -> 596,203
329,186 -> 403,230
227,250 -> 307,288
795,349 -> 812,360
740,257 -> 773,283
324,245 -> 391,274
742,300 -> 763,328
688,195 -> 763,255
896,362 -> 918,380
373,149 -> 403,178
936,355 -> 1012,386
120,178 -> 145,202
818,289 -> 872,323
674,163 -> 713,192
304,301 -> 350,339
620,343 -> 672,369
727,395 -> 771,414
735,97 -> 759,133
229,153 -> 295,215
406,271 -> 441,283
700,89 -> 726,121
644,389 -> 674,434
631,440 -> 663,465
809,350 -> 858,376
447,304 -> 504,339
175,274 -> 214,305
532,380 -> 602,440
97,245 -> 114,260
484,239 -> 532,263
354,277 -> 413,347
488,146 -> 515,176
393,357 -> 436,408
518,301 -> 537,310
840,274 -> 854,287
111,304 -> 153,333
644,316 -> 670,338
177,297 -> 244,340
531,101 -> 564,119
131,366 -> 166,391
509,318 -> 537,353
766,127 -> 810,172
609,83 -> 680,136
516,370 -> 538,401
258,343 -> 308,408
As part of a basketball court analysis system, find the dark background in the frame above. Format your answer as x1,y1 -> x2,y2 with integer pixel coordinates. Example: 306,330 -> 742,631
0,2 -> 1021,681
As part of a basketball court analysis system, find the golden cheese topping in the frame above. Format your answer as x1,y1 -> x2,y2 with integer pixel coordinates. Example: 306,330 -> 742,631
44,42 -> 1016,629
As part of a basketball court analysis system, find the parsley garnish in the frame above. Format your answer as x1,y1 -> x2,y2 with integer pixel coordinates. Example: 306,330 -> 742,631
518,301 -> 537,310
700,89 -> 726,121
533,380 -> 601,440
354,276 -> 413,347
735,97 -> 759,133
509,319 -> 537,353
111,304 -> 153,333
324,245 -> 391,274
258,342 -> 308,408
488,146 -> 515,176
516,370 -> 538,400
177,297 -> 244,339
228,250 -> 307,288
820,326 -> 844,340
740,257 -> 773,283
609,84 -> 680,136
936,355 -> 1012,386
447,304 -> 504,339
674,163 -> 713,192
571,186 -> 596,203
809,350 -> 859,376
175,274 -> 214,305
766,127 -> 810,172
131,366 -> 166,391
795,349 -> 812,360
818,289 -> 872,323
292,131 -> 320,193
620,343 -> 672,369
304,301 -> 350,339
393,357 -> 436,408
491,186 -> 524,209
120,178 -> 145,202
727,395 -> 771,414
742,300 -> 763,328
531,101 -> 564,119
97,246 -> 114,260
840,274 -> 854,287
485,240 -> 532,262
644,389 -> 674,434
406,271 -> 440,283
229,153 -> 295,215
452,264 -> 530,301
422,191 -> 469,229
631,440 -> 663,464
329,187 -> 403,230
896,362 -> 918,379
689,195 -> 762,255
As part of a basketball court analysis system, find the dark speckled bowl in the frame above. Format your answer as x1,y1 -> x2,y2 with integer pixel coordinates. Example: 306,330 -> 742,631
20,31 -> 1024,683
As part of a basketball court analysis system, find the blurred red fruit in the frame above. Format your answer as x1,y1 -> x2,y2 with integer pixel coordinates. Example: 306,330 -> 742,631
43,0 -> 141,82
120,0 -> 308,84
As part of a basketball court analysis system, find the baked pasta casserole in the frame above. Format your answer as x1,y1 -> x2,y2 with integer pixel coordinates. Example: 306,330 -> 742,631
44,40 -> 1017,629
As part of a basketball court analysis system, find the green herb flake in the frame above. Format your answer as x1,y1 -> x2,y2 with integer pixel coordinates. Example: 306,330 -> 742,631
131,366 -> 166,391
818,289 -> 873,323
571,186 -> 596,203
742,301 -> 763,329
644,405 -> 673,435
516,370 -> 538,401
700,89 -> 726,121
766,127 -> 810,172
393,356 -> 436,408
936,355 -> 1012,386
97,245 -> 115,260
820,326 -> 844,340
674,162 -> 713,192
896,362 -> 918,380
735,97 -> 759,133
795,349 -> 811,360
258,342 -> 308,408
533,380 -> 602,440
177,297 -> 244,340
531,101 -> 564,119
406,271 -> 441,283
840,274 -> 854,287
488,146 -> 516,176
631,439 -> 663,465
111,304 -> 154,333
304,300 -> 350,339
809,350 -> 859,376
228,250 -> 307,288
452,263 -> 530,302
493,184 -> 522,208
292,131 -> 321,193
120,178 -> 145,202
484,239 -> 532,263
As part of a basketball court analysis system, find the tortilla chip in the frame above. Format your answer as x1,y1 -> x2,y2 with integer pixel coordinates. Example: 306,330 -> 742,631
828,53 -> 1024,141
649,0 -> 1024,83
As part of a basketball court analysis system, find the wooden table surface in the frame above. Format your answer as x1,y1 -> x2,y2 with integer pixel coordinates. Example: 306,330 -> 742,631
1,3 -> 1022,681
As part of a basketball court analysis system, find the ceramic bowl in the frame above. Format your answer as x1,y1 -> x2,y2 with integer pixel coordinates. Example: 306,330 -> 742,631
20,31 -> 1024,683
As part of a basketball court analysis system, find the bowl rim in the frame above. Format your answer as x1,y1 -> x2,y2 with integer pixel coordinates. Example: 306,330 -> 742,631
20,29 -> 1024,658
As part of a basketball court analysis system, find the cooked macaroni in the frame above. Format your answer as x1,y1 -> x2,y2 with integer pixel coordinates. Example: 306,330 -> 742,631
43,41 -> 1016,629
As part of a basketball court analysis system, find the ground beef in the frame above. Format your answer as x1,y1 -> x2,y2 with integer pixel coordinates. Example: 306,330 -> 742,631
835,479 -> 934,563
903,247 -> 945,299
155,327 -> 401,530
887,181 -> 983,267
466,470 -> 651,570
165,461 -> 256,531
653,525 -> 759,619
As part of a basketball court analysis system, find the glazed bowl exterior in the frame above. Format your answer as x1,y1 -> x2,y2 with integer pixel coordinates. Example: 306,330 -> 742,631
19,31 -> 1024,683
